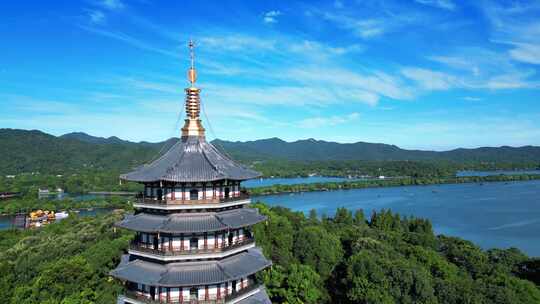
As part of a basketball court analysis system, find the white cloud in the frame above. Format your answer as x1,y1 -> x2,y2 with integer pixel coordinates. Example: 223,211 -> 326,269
415,0 -> 456,11
401,68 -> 456,90
78,25 -> 178,58
428,47 -> 540,90
287,67 -> 413,102
199,35 -> 276,52
463,96 -> 482,101
323,13 -> 385,38
99,0 -> 124,10
298,112 -> 359,128
263,10 -> 282,24
288,40 -> 364,59
481,1 -> 540,65
88,10 -> 105,24
508,42 -> 540,65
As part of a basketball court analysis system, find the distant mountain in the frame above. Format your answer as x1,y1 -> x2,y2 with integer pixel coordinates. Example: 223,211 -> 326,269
61,132 -> 134,145
0,129 -> 162,174
0,128 -> 539,174
214,138 -> 540,163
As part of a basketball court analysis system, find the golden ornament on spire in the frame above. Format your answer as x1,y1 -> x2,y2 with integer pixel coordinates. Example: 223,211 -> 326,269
181,39 -> 205,138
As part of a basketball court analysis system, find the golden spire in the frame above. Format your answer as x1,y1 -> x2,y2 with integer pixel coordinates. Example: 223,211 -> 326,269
181,39 -> 205,138
188,39 -> 197,86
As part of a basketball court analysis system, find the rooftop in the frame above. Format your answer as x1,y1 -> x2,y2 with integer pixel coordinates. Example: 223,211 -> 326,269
116,207 -> 266,234
120,136 -> 260,183
110,248 -> 271,287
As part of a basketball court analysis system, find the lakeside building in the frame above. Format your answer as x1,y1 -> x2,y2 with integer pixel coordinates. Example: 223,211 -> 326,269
110,41 -> 272,304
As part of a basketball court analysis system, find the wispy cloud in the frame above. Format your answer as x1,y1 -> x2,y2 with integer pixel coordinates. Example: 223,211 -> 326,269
263,10 -> 282,24
401,67 -> 456,90
322,13 -> 386,39
87,10 -> 106,24
98,0 -> 124,11
463,96 -> 482,101
427,47 -> 539,90
78,25 -> 178,57
481,1 -> 540,65
298,112 -> 359,128
199,34 -> 276,52
415,0 -> 456,11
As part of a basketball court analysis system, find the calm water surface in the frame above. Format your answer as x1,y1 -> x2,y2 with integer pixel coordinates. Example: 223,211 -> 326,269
243,176 -> 356,188
3,177 -> 539,257
457,169 -> 540,177
253,180 -> 540,257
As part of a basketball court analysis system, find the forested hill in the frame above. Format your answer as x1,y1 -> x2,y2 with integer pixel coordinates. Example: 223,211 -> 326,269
1,128 -> 540,174
213,137 -> 540,163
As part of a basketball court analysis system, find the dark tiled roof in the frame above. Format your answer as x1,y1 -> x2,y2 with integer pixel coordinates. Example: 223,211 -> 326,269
236,287 -> 272,304
120,136 -> 261,183
110,248 -> 271,287
116,208 -> 266,234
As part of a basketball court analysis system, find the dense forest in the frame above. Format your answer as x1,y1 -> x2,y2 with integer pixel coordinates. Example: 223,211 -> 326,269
0,204 -> 538,303
1,129 -> 539,176
253,204 -> 540,303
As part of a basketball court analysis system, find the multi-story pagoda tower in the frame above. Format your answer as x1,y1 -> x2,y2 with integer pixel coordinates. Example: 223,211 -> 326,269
111,41 -> 272,304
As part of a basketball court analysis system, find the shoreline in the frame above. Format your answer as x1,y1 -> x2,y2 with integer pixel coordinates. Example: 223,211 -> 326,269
248,174 -> 540,196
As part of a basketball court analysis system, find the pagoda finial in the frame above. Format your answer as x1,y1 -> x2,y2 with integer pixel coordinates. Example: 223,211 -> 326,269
181,39 -> 205,138
188,39 -> 197,86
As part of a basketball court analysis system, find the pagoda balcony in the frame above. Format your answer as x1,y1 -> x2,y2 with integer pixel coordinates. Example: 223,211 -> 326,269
133,193 -> 251,210
121,282 -> 264,304
128,238 -> 256,261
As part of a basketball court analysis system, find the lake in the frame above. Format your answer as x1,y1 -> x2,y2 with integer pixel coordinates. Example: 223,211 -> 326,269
243,176 -> 357,188
3,177 -> 539,257
253,180 -> 540,257
457,169 -> 540,177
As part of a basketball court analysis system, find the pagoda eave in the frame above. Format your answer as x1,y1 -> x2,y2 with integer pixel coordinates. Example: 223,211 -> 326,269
116,208 -> 267,234
110,249 -> 271,287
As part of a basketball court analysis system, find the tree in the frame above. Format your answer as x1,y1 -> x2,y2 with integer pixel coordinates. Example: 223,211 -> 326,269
262,264 -> 324,304
294,225 -> 343,280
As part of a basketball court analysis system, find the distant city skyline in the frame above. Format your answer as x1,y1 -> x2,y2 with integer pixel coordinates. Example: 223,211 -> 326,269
1,0 -> 540,150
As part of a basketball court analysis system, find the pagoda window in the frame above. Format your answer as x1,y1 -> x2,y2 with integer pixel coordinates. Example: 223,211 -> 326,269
156,188 -> 163,200
228,231 -> 234,246
224,187 -> 230,198
189,189 -> 198,200
150,286 -> 156,300
190,237 -> 198,250
153,235 -> 159,250
190,287 -> 198,301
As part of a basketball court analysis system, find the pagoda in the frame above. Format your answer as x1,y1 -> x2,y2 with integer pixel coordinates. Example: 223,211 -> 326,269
111,41 -> 272,304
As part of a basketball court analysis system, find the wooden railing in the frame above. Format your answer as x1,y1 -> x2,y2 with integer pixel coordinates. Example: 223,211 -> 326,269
130,238 -> 255,256
135,193 -> 250,206
124,283 -> 261,304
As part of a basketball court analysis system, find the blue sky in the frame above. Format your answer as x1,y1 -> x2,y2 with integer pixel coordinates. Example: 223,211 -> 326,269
1,0 -> 540,150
